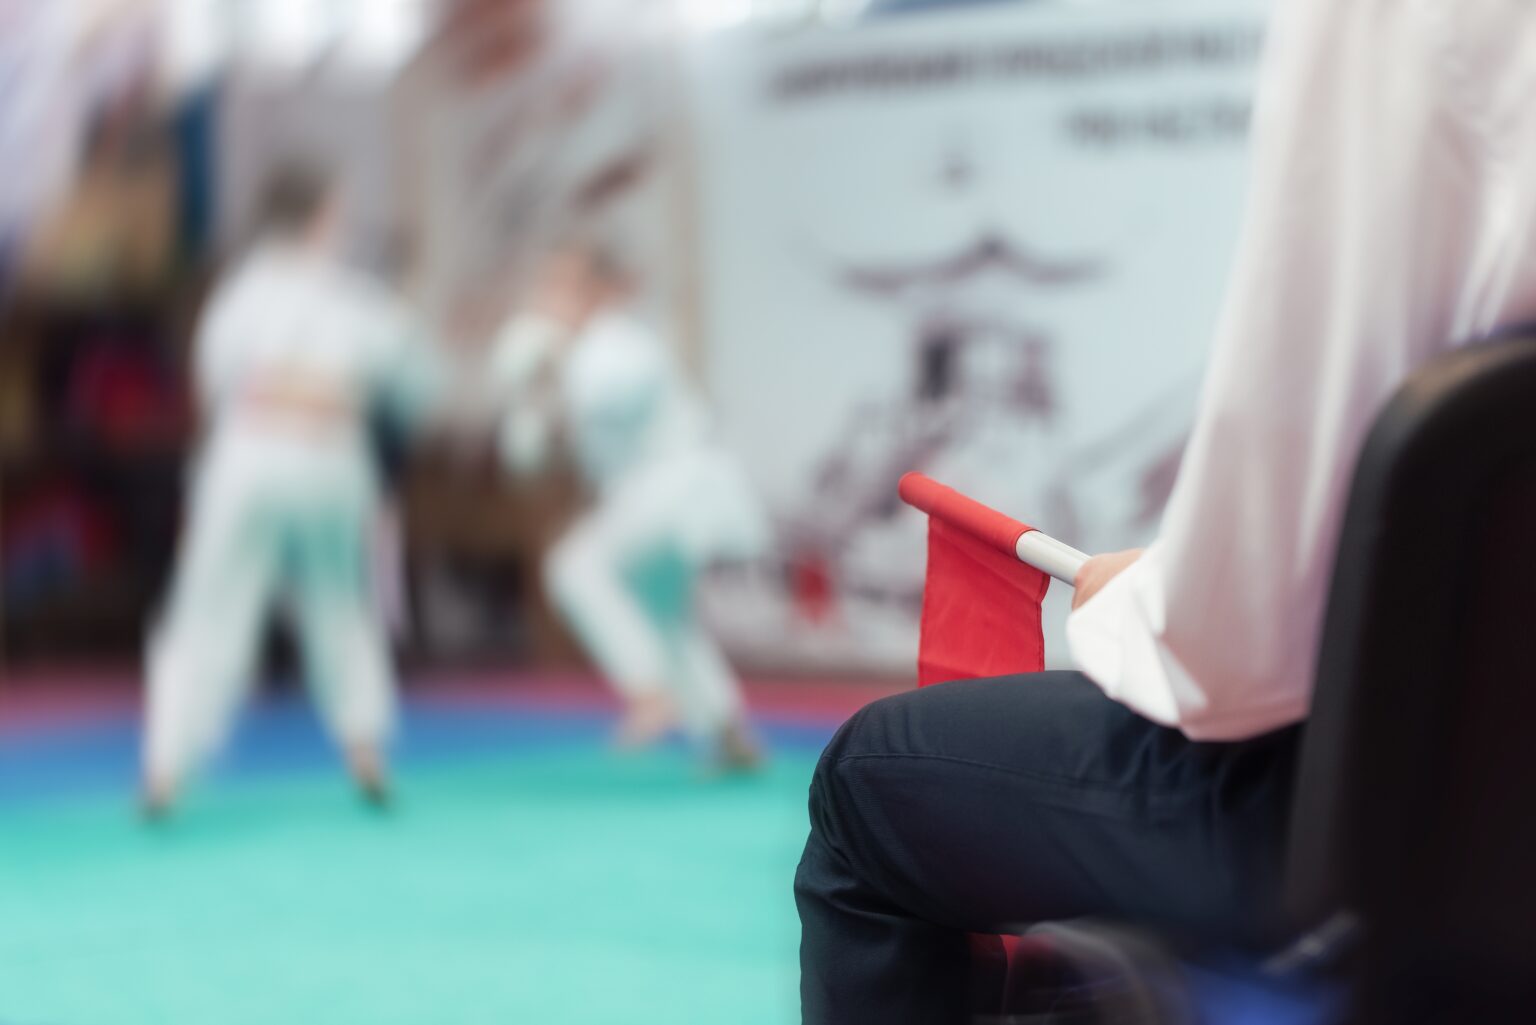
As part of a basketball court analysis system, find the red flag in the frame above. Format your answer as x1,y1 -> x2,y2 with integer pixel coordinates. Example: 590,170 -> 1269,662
899,473 -> 1051,687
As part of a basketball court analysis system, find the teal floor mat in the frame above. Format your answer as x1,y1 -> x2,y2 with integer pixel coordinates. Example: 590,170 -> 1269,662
0,745 -> 815,1025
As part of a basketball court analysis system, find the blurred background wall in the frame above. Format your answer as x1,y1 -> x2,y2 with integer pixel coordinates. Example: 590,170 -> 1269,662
0,0 -> 1268,681
691,0 -> 1266,672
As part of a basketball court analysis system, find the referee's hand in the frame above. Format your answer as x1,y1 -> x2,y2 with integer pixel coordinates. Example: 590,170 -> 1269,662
1071,548 -> 1144,610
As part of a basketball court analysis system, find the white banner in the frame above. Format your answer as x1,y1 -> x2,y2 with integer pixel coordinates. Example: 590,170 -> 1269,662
690,0 -> 1268,674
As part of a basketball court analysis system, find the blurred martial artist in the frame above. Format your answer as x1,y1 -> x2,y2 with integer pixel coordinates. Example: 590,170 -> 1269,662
141,165 -> 441,815
491,244 -> 768,770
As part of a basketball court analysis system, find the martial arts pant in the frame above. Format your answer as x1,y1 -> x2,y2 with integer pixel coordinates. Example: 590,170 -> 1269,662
544,449 -> 764,741
144,459 -> 394,782
795,671 -> 1301,1025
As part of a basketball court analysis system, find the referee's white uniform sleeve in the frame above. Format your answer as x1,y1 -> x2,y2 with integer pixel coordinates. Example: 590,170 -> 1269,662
1067,0 -> 1536,740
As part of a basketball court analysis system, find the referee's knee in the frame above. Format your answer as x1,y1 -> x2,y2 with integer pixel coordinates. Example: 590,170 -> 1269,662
818,692 -> 890,763
810,689 -> 914,804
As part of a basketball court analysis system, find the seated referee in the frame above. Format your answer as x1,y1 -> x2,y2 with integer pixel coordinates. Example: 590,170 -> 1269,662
796,1 -> 1536,1021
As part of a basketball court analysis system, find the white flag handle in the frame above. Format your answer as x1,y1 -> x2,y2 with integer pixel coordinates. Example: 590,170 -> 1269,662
1016,530 -> 1089,585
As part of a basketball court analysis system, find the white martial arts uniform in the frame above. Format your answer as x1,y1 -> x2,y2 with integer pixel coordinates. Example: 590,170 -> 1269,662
1067,0 -> 1536,741
493,311 -> 767,740
144,242 -> 439,782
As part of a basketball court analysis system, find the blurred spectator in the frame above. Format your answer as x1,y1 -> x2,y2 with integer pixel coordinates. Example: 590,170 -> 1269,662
1,0 -> 164,296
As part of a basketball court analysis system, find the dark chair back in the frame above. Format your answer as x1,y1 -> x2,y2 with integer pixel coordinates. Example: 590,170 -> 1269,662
1287,328 -> 1536,1022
